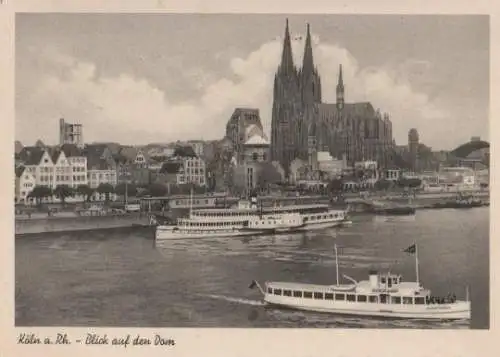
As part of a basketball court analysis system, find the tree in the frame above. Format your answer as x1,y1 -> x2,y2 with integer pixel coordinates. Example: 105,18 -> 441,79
146,183 -> 168,197
398,177 -> 422,189
76,184 -> 94,202
114,183 -> 138,197
256,162 -> 282,192
28,185 -> 53,205
173,145 -> 197,158
327,178 -> 343,193
374,179 -> 392,191
96,183 -> 115,202
54,184 -> 74,205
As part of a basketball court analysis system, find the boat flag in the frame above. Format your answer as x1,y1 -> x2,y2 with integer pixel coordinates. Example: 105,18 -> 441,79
403,243 -> 417,255
248,280 -> 257,289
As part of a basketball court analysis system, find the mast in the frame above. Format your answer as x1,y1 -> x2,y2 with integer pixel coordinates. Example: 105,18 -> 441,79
189,186 -> 193,218
415,243 -> 420,285
334,244 -> 339,286
125,181 -> 128,205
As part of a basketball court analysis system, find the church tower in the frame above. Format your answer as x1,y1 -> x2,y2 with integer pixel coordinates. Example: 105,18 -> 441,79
307,116 -> 318,180
270,19 -> 302,177
336,64 -> 345,110
299,23 -> 322,161
299,23 -> 322,106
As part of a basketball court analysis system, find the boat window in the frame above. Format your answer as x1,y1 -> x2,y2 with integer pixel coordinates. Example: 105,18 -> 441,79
368,295 -> 378,303
346,294 -> 356,302
381,277 -> 386,284
325,293 -> 334,300
403,297 -> 413,304
304,292 -> 313,299
357,295 -> 367,302
415,297 -> 425,305
391,296 -> 401,304
335,293 -> 345,301
283,290 -> 292,297
267,287 -> 272,294
313,292 -> 324,299
293,291 -> 302,298
274,289 -> 282,296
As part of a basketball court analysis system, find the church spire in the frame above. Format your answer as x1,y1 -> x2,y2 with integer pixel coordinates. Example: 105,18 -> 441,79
336,64 -> 345,110
279,18 -> 295,74
302,23 -> 314,75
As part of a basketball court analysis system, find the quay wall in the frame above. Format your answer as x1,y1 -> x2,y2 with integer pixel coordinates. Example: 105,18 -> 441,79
15,214 -> 151,236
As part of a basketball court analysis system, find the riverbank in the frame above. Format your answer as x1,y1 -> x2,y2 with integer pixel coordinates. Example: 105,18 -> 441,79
15,214 -> 151,236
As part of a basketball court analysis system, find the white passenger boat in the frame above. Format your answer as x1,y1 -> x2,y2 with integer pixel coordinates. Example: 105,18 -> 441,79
249,244 -> 470,320
154,195 -> 350,241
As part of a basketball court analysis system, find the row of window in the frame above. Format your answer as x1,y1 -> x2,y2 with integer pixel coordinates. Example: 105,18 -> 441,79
305,213 -> 342,221
180,221 -> 240,227
184,168 -> 205,175
267,288 -> 425,305
174,199 -> 212,205
55,175 -> 71,181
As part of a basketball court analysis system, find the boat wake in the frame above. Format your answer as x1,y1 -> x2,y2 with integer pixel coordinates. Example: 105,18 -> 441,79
199,294 -> 265,307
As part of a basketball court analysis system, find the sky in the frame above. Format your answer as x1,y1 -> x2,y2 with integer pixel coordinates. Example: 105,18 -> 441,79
15,14 -> 489,150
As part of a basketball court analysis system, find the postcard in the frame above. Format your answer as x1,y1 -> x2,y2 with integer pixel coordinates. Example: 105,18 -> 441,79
1,0 -> 497,356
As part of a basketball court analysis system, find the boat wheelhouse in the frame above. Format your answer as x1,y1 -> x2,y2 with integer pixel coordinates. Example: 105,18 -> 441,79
249,244 -> 470,320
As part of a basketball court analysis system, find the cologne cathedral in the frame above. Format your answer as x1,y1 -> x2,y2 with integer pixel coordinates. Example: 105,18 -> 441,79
270,19 -> 395,176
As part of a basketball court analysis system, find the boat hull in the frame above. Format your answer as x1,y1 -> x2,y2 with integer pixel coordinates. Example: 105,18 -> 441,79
263,295 -> 470,320
155,227 -> 260,240
155,217 -> 349,241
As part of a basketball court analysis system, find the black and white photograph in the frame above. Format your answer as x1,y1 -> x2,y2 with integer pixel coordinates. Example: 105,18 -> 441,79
13,12 -> 489,332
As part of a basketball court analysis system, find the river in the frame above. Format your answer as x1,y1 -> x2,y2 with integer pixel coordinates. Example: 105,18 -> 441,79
15,207 -> 489,329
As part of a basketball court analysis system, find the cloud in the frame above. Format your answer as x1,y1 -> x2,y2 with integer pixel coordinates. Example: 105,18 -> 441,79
17,33 -> 456,148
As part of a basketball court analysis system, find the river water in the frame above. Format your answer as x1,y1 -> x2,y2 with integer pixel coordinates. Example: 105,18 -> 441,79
15,207 -> 489,329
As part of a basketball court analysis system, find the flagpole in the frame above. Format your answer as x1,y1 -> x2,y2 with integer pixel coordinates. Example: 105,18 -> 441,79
334,244 -> 339,286
415,243 -> 420,285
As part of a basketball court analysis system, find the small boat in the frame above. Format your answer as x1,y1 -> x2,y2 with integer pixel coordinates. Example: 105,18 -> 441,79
249,244 -> 470,320
432,195 -> 483,209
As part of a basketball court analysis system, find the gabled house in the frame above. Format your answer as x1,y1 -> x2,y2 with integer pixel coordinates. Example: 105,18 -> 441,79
15,166 -> 36,204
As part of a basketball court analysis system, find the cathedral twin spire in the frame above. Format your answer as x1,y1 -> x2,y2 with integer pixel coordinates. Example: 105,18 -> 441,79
278,19 -> 343,107
278,20 -> 316,77
279,19 -> 296,75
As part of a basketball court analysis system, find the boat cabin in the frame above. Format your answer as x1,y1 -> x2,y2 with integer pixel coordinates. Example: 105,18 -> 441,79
265,271 -> 458,306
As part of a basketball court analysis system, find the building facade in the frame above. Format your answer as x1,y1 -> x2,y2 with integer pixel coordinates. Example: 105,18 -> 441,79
59,118 -> 84,148
226,108 -> 264,164
179,157 -> 206,186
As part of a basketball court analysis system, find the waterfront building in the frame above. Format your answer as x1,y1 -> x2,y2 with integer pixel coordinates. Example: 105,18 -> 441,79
241,128 -> 270,164
15,166 -> 36,204
181,157 -> 207,186
59,118 -> 84,148
408,128 -> 419,172
187,140 -> 206,158
289,158 -> 308,185
317,152 -> 346,179
86,153 -> 118,201
15,145 -> 89,203
156,156 -> 207,187
118,146 -> 150,168
384,169 -> 401,181
225,108 -> 264,164
270,20 -> 394,176
54,144 -> 88,189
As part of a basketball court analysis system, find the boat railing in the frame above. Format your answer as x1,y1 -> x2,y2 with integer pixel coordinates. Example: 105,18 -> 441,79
426,294 -> 457,304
